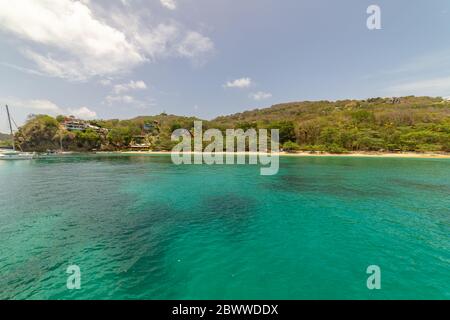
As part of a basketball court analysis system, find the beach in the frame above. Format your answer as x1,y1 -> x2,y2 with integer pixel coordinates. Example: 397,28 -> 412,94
119,151 -> 450,159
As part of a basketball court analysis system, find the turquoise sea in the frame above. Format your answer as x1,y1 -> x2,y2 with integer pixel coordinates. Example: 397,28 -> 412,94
0,154 -> 449,300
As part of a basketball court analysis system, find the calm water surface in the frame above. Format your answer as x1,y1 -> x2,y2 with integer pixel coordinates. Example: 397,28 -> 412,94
0,154 -> 449,299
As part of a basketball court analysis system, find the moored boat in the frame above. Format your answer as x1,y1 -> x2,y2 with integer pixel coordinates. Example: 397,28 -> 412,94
0,150 -> 36,160
0,105 -> 36,160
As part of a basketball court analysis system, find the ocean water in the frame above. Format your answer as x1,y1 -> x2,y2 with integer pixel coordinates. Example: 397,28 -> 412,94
0,154 -> 449,300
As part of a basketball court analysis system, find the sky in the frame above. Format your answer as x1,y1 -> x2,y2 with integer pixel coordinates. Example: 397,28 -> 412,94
1,0 -> 450,132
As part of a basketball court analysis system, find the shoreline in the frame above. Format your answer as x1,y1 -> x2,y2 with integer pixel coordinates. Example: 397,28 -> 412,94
117,151 -> 450,159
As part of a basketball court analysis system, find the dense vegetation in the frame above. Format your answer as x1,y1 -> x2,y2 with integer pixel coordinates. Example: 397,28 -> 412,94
211,96 -> 450,153
0,132 -> 12,147
15,114 -> 199,152
13,96 -> 450,153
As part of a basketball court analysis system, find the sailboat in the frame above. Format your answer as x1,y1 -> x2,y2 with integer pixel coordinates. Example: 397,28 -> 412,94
0,105 -> 35,160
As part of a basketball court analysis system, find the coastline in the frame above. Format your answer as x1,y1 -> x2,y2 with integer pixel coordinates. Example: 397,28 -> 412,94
117,151 -> 450,159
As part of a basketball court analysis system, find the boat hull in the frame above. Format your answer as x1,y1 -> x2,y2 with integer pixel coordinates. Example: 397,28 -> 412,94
0,153 -> 36,160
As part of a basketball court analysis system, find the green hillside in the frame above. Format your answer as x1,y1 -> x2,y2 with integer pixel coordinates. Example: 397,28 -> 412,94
0,132 -> 12,147
15,113 -> 199,152
13,96 -> 450,153
210,96 -> 450,153
0,132 -> 12,140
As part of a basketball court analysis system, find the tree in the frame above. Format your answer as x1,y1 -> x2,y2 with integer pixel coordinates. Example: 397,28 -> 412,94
319,127 -> 340,146
56,115 -> 66,123
351,110 -> 375,125
16,115 -> 61,152
74,129 -> 101,150
269,121 -> 296,144
325,144 -> 348,154
237,121 -> 258,131
283,141 -> 301,153
107,127 -> 132,148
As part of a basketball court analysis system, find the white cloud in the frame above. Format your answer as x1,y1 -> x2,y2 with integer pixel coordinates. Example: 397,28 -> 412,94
99,79 -> 113,86
384,50 -> 450,77
0,0 -> 144,81
22,49 -> 92,81
1,98 -> 63,132
130,23 -> 214,63
224,77 -> 252,89
105,95 -> 136,105
375,49 -> 450,98
387,76 -> 450,97
177,31 -> 214,59
14,99 -> 63,113
250,91 -> 273,101
2,97 -> 97,121
132,23 -> 179,60
68,107 -> 97,119
160,0 -> 176,10
104,94 -> 154,109
0,0 -> 214,81
113,80 -> 147,94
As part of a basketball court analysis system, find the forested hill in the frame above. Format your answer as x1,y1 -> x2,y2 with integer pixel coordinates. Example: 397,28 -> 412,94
210,96 -> 450,153
0,132 -> 12,141
13,96 -> 450,153
0,132 -> 12,148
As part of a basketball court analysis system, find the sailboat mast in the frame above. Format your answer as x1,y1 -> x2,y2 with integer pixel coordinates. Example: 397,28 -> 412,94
5,105 -> 15,151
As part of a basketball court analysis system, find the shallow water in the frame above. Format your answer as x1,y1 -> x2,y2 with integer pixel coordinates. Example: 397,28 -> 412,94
0,154 -> 449,299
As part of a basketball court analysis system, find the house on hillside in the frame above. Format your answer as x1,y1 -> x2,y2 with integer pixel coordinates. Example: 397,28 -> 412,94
62,116 -> 107,133
63,119 -> 86,131
130,135 -> 151,151
143,120 -> 160,133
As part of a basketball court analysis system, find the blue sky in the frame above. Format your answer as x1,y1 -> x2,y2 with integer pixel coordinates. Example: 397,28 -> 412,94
1,0 -> 450,132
